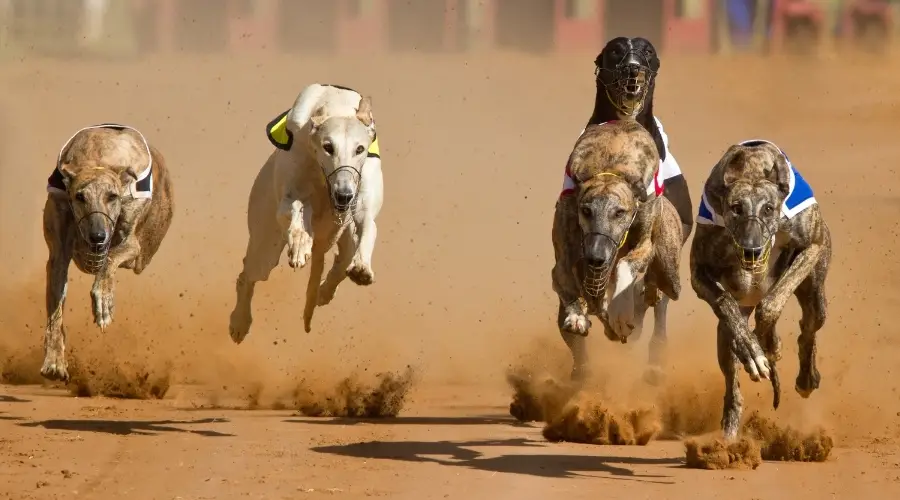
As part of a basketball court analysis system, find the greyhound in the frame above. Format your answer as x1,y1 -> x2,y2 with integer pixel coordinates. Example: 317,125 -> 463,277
690,140 -> 831,441
556,36 -> 693,382
228,83 -> 383,343
552,120 -> 684,382
42,124 -> 174,381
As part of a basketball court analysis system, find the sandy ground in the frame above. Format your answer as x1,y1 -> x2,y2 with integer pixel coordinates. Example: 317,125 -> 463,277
2,45 -> 900,499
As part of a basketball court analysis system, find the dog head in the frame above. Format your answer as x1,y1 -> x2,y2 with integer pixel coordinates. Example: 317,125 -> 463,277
714,142 -> 791,271
568,120 -> 659,204
575,173 -> 639,272
307,96 -> 376,213
58,161 -> 137,248
595,37 -> 660,119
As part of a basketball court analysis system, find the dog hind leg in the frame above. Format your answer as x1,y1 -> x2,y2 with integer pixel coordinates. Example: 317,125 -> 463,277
303,235 -> 330,333
644,295 -> 669,386
229,223 -> 285,344
41,213 -> 74,382
718,318 -> 744,441
317,228 -> 355,306
794,258 -> 828,398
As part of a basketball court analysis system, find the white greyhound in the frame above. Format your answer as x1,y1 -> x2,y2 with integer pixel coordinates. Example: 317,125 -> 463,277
228,83 -> 384,342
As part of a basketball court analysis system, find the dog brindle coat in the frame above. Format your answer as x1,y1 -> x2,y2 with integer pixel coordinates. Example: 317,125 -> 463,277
690,142 -> 831,440
42,127 -> 174,381
552,121 -> 683,381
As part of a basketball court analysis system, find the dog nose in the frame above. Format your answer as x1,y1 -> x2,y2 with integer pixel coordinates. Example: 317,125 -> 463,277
88,230 -> 108,244
334,191 -> 354,207
586,256 -> 607,268
741,247 -> 764,260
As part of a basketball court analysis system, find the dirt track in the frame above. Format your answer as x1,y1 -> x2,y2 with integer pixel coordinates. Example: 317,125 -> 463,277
2,46 -> 900,498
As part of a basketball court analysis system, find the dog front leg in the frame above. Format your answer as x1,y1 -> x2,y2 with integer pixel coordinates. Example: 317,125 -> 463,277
347,216 -> 376,285
303,232 -> 331,333
91,238 -> 141,331
606,235 -> 654,341
754,243 -> 824,360
691,266 -> 771,382
41,233 -> 74,382
278,194 -> 313,270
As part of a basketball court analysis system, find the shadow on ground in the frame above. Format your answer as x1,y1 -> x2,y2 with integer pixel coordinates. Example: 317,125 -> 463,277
312,437 -> 680,482
18,417 -> 235,437
286,415 -> 531,428
0,395 -> 31,403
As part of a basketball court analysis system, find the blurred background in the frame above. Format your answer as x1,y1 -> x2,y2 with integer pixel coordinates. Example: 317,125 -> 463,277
1,0 -> 898,59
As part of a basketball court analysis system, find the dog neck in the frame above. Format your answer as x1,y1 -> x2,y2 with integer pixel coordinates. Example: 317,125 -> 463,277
588,84 -> 667,162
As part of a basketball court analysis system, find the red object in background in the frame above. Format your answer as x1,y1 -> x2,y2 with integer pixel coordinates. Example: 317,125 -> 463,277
337,0 -> 387,54
841,0 -> 893,43
554,0 -> 606,52
770,0 -> 825,50
663,0 -> 713,53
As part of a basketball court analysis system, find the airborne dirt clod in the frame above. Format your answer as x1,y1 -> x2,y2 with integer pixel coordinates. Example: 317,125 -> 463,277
295,367 -> 416,418
684,411 -> 834,469
684,437 -> 763,470
742,411 -> 834,462
542,391 -> 661,445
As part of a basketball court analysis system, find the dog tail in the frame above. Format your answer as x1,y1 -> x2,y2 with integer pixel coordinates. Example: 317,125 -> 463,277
770,361 -> 781,410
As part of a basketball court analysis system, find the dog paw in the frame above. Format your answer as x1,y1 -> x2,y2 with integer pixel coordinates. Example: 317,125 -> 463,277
347,261 -> 375,286
40,354 -> 69,382
317,283 -> 339,306
795,366 -> 821,398
228,311 -> 251,345
90,285 -> 114,331
287,231 -> 312,269
561,313 -> 590,336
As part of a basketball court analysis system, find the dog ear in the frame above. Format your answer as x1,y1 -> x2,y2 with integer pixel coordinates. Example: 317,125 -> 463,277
58,163 -> 77,187
309,106 -> 328,133
356,96 -> 374,128
767,150 -> 792,199
119,166 -> 139,186
721,146 -> 747,189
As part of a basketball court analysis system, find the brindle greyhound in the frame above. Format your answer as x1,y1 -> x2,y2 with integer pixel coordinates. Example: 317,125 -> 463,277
553,120 -> 684,383
556,37 -> 693,381
691,140 -> 831,440
42,124 -> 174,382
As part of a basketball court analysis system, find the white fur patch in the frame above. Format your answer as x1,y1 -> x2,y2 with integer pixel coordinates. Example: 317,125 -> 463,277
606,261 -> 636,338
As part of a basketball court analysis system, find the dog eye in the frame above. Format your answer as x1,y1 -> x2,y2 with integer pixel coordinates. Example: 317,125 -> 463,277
764,204 -> 775,215
580,206 -> 592,217
730,204 -> 742,215
107,193 -> 119,202
613,208 -> 626,218
75,192 -> 86,203
323,143 -> 334,155
356,145 -> 365,155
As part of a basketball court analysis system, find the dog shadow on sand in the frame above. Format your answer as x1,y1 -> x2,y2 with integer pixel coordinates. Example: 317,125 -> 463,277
17,417 -> 235,437
311,437 -> 679,482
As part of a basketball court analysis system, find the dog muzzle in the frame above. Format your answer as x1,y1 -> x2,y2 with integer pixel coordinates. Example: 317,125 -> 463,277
728,217 -> 777,275
324,165 -> 362,226
581,211 -> 637,298
74,210 -> 115,274
597,52 -> 655,118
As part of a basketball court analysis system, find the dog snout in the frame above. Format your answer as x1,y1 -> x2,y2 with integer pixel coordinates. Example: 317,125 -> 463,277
583,236 -> 615,268
741,247 -> 764,261
333,189 -> 355,208
88,229 -> 108,245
